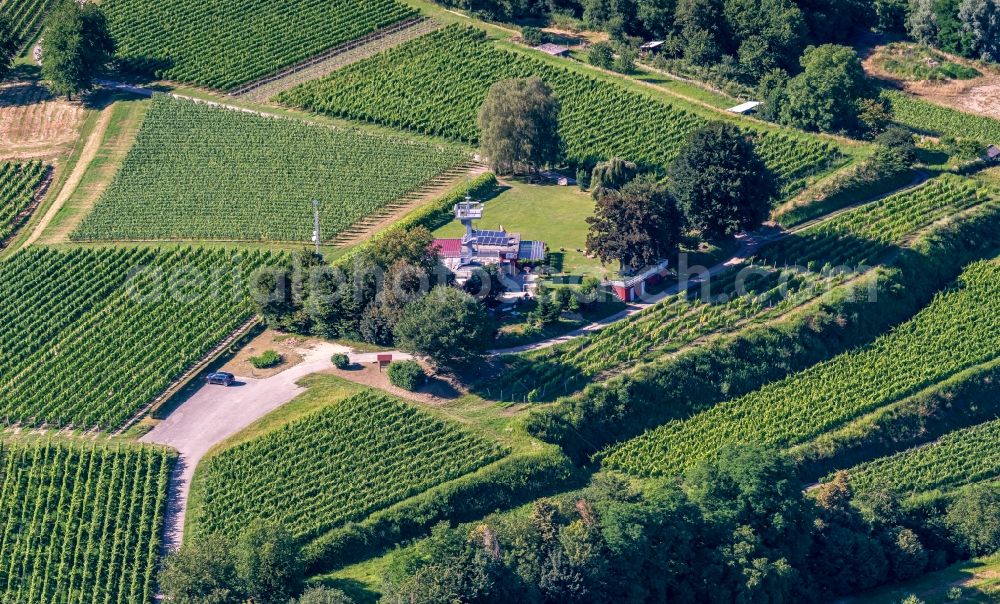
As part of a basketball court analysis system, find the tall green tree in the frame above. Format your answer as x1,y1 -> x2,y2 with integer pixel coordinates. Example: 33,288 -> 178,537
395,286 -> 493,368
675,0 -> 726,65
793,0 -> 870,43
477,76 -> 561,175
40,1 -> 115,99
0,14 -> 17,81
907,0 -> 940,43
589,157 -> 639,195
946,483 -> 1000,556
668,123 -> 775,239
779,44 -> 871,134
724,0 -> 808,80
959,0 -> 1000,63
158,535 -> 242,604
586,174 -> 682,271
234,520 -> 304,604
636,0 -> 678,38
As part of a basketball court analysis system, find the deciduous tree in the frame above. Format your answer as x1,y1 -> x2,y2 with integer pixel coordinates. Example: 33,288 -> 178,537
234,520 -> 304,604
779,44 -> 871,134
668,123 -> 775,239
158,535 -> 241,604
959,0 -> 1000,63
395,286 -> 494,368
41,2 -> 115,99
477,77 -> 561,175
586,174 -> 682,271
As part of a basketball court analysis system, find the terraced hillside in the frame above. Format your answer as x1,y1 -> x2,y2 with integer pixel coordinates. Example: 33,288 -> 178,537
190,390 -> 509,543
72,96 -> 467,243
0,160 -> 47,244
0,0 -> 58,51
881,89 -> 1000,142
488,176 -> 993,402
0,439 -> 173,604
280,26 -> 846,190
0,246 -> 280,430
835,418 -> 1000,497
603,259 -> 1000,477
102,0 -> 417,89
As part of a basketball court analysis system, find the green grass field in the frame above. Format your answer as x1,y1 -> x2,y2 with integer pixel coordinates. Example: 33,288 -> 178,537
433,178 -> 607,278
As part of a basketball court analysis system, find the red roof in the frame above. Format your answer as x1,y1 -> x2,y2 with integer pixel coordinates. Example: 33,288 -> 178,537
432,238 -> 463,258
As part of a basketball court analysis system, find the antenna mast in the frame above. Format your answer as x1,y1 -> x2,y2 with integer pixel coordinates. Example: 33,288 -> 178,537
311,199 -> 320,254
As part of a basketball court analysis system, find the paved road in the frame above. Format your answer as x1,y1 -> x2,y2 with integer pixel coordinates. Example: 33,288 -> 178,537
140,342 -> 415,551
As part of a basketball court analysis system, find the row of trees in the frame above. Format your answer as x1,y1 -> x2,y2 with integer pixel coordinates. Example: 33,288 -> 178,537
438,0 -> 908,88
0,1 -> 115,98
378,445 -> 1000,603
586,123 -> 775,271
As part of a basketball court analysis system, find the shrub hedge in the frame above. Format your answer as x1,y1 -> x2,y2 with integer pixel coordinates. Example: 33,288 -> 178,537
301,444 -> 576,574
249,350 -> 282,369
526,200 -> 1000,464
387,360 -> 425,391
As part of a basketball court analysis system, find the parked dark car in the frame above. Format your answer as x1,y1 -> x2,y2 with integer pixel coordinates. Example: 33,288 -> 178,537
205,372 -> 235,386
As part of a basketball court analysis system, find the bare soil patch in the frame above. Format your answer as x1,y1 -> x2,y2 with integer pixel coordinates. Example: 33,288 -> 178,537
219,329 -> 307,378
861,39 -> 1000,121
325,361 -> 465,406
0,81 -> 86,161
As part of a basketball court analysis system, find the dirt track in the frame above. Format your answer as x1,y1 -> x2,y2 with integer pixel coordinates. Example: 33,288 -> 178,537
20,105 -> 113,248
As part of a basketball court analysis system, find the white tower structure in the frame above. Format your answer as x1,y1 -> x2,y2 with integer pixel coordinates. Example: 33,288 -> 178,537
454,194 -> 484,265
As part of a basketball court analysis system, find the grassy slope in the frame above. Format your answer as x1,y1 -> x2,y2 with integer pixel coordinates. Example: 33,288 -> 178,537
849,553 -> 1000,604
36,95 -> 150,243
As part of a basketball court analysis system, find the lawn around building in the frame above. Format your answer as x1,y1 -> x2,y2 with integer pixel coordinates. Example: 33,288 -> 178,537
433,178 -> 609,279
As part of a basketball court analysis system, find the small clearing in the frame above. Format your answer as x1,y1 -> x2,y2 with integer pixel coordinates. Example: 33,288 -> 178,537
19,104 -> 113,248
0,81 -> 86,161
861,39 -> 1000,121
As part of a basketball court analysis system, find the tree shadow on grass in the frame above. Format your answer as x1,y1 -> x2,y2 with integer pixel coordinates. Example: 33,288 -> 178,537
314,578 -> 380,604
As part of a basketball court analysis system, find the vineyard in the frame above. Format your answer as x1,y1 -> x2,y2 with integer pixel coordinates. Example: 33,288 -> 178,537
0,160 -> 46,244
0,246 -> 281,430
0,0 -> 58,51
834,418 -> 1000,496
487,176 -> 992,402
101,0 -> 417,90
279,26 -> 845,188
881,90 -> 1000,143
0,438 -> 172,604
72,96 -> 467,243
602,259 -> 1000,477
191,390 -> 508,542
